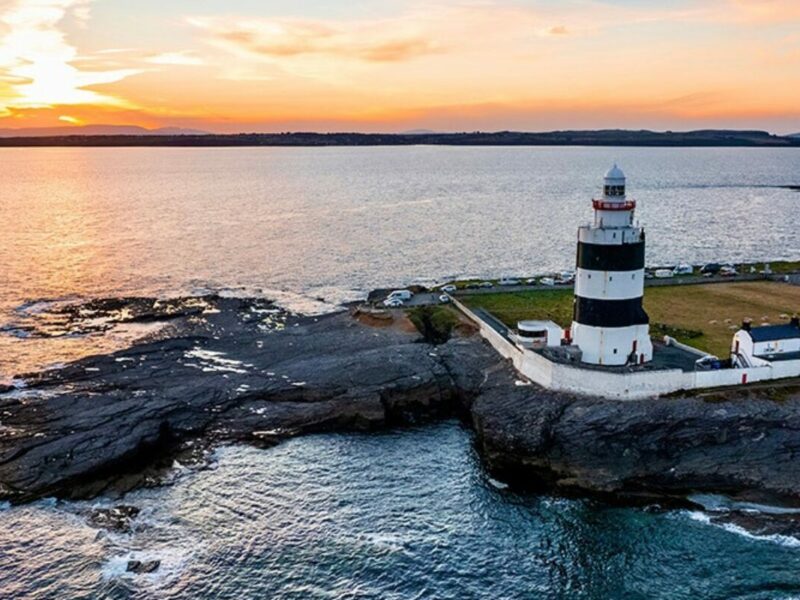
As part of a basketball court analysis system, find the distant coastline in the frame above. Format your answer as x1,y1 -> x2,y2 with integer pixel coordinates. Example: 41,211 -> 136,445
1,129 -> 800,148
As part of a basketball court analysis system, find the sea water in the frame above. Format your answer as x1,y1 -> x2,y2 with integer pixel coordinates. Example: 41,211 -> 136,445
2,147 -> 800,598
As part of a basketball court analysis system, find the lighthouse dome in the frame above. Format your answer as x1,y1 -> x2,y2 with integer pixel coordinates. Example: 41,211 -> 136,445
604,164 -> 625,182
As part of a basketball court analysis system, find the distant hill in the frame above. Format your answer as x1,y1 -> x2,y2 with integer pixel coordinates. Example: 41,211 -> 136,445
0,124 -> 209,138
401,129 -> 438,135
0,128 -> 798,147
788,133 -> 800,138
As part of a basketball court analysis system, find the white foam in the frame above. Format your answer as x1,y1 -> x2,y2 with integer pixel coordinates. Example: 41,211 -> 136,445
686,511 -> 800,548
487,477 -> 510,490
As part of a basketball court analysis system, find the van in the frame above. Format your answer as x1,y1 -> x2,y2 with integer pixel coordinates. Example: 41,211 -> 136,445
387,290 -> 413,301
654,269 -> 674,279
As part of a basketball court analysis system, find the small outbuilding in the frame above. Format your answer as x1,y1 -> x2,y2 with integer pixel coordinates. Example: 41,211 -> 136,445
513,320 -> 564,349
732,316 -> 800,366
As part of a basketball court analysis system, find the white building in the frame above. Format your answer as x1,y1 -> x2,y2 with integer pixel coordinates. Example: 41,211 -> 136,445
732,317 -> 800,367
513,320 -> 563,349
570,165 -> 653,366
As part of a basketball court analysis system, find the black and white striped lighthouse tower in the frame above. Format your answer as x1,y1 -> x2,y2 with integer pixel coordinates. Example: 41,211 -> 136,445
570,165 -> 653,366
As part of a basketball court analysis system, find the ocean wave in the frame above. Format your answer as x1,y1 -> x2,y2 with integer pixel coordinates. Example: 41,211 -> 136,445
686,510 -> 800,548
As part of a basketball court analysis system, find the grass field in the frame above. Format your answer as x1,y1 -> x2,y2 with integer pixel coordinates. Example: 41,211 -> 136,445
461,281 -> 800,357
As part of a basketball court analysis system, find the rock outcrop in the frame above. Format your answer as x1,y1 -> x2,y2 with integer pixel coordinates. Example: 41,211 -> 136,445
0,296 -> 505,502
472,382 -> 800,505
2,294 -> 800,507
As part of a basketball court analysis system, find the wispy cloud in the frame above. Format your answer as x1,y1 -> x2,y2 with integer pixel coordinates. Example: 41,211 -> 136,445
145,51 -> 205,66
187,15 -> 443,64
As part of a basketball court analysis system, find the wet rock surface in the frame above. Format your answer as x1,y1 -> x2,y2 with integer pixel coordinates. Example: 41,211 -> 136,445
2,294 -> 800,512
127,559 -> 160,574
472,383 -> 800,505
0,296 -> 506,502
86,505 -> 141,533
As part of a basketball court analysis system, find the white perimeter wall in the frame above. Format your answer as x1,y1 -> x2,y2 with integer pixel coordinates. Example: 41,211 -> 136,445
452,297 -> 800,400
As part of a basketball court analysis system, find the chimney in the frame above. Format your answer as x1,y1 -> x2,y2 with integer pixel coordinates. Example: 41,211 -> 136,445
792,315 -> 799,328
742,319 -> 752,331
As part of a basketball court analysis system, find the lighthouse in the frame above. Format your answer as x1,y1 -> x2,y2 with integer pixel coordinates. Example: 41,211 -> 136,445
570,165 -> 653,366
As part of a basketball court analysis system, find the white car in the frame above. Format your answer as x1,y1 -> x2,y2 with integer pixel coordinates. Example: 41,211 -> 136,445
558,271 -> 575,282
438,294 -> 451,304
673,264 -> 693,276
440,284 -> 457,293
539,277 -> 555,286
479,281 -> 494,288
387,289 -> 413,301
383,297 -> 404,308
654,269 -> 674,278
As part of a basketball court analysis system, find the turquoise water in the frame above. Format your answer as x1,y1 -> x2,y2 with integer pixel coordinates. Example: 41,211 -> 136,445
2,422 -> 799,599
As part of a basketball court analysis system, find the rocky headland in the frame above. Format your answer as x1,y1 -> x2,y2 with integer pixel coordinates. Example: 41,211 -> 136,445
1,294 -> 799,517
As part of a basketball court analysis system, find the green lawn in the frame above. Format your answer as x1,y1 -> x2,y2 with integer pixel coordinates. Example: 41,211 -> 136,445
461,281 -> 800,357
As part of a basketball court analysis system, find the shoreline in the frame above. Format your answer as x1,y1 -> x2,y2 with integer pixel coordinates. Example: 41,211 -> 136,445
1,130 -> 800,148
2,294 -> 800,515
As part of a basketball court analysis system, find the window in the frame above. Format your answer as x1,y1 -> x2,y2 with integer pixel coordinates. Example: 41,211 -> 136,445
609,276 -> 613,281
632,273 -> 636,279
613,348 -> 618,354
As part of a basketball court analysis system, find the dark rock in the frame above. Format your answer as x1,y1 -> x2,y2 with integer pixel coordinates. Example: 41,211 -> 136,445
472,383 -> 800,504
3,293 -> 800,509
87,505 -> 141,532
0,296 -> 503,502
127,559 -> 160,574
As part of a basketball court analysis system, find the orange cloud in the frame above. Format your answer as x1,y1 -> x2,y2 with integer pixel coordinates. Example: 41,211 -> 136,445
0,0 -> 140,115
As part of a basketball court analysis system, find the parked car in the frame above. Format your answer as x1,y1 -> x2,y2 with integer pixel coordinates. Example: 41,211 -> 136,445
700,263 -> 721,275
525,278 -> 538,285
383,297 -> 404,308
673,264 -> 693,276
720,265 -> 738,277
479,281 -> 494,288
556,271 -> 575,285
499,278 -> 521,286
695,356 -> 721,371
539,277 -> 555,286
387,289 -> 413,301
644,271 -> 654,279
654,269 -> 674,279
438,294 -> 451,304
440,284 -> 457,293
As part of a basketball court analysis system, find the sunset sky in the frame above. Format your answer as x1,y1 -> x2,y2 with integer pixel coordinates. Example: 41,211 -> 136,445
0,0 -> 799,133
